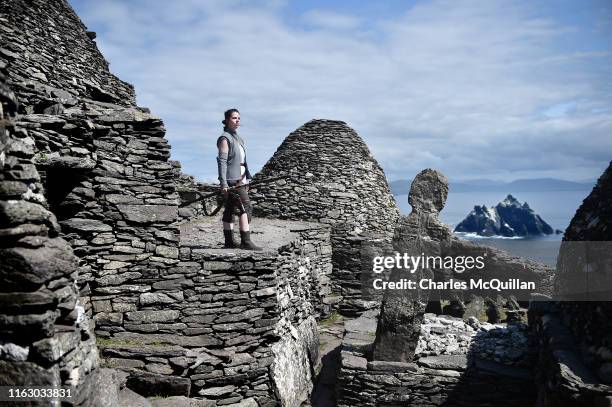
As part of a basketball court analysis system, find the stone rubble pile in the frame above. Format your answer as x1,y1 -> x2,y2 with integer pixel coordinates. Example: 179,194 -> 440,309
415,314 -> 530,367
337,310 -> 536,407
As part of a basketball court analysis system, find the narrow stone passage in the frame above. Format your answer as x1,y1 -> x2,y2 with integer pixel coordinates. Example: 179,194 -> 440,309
310,314 -> 345,407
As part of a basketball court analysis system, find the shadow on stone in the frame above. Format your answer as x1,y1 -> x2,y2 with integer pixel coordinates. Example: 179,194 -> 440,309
310,345 -> 342,407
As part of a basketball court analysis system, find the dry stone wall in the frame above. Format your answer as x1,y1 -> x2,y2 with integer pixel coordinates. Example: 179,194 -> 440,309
176,174 -> 220,221
0,0 -> 183,322
251,119 -> 400,316
527,162 -> 612,406
529,301 -> 612,407
94,217 -> 331,405
0,70 -> 101,405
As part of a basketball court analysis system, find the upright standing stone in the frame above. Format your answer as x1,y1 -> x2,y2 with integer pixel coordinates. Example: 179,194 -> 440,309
372,169 -> 451,362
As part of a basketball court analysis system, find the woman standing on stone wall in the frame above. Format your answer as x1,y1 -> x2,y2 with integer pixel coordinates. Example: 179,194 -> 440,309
217,108 -> 261,250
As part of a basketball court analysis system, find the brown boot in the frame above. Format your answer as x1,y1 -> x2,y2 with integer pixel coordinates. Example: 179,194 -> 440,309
223,230 -> 238,248
240,231 -> 262,251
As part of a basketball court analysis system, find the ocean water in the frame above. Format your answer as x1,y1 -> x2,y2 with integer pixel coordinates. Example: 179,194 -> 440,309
394,190 -> 591,267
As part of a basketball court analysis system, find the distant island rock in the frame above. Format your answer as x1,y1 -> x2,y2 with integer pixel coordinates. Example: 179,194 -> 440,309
454,194 -> 556,237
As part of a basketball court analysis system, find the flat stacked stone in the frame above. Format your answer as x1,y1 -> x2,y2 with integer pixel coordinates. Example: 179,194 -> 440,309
0,70 -> 101,405
93,216 -> 331,405
250,119 -> 400,315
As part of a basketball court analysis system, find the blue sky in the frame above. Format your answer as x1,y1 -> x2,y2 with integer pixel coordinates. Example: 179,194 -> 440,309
68,0 -> 612,183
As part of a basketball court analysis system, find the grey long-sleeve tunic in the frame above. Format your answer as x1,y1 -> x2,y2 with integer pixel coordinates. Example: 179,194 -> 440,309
216,128 -> 252,188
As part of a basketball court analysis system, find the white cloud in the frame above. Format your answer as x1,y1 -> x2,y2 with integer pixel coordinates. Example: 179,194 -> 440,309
301,10 -> 361,30
70,0 -> 612,183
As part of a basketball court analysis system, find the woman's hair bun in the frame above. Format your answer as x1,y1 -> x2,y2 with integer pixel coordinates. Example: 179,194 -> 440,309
222,119 -> 226,125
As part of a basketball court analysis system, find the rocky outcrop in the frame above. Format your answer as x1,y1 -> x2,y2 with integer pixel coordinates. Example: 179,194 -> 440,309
250,119 -> 400,315
455,194 -> 554,237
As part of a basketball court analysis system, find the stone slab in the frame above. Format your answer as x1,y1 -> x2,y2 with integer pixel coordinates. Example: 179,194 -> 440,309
417,355 -> 469,371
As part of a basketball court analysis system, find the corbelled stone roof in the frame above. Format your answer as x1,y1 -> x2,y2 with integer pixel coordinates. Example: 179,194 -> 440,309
0,0 -> 136,112
251,119 -> 398,236
250,119 -> 399,315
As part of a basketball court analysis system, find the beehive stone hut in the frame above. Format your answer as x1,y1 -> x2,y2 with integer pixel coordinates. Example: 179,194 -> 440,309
250,119 -> 400,315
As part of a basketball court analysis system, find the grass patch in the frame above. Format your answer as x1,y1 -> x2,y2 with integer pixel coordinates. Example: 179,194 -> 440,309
314,363 -> 322,377
319,311 -> 341,327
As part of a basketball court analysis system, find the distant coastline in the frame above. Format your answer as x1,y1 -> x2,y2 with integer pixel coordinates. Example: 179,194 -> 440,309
389,177 -> 595,195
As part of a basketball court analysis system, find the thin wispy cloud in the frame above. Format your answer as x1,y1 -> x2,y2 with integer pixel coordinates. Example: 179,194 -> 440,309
301,10 -> 362,30
69,0 -> 612,183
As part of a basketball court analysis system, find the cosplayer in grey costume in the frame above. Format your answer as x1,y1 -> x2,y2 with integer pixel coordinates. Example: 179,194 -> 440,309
217,108 -> 261,250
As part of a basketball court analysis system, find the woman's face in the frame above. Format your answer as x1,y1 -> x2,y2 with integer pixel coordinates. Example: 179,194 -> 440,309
226,112 -> 240,131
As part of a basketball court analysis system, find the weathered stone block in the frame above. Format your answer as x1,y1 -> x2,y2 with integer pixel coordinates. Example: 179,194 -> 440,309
155,245 -> 179,259
251,287 -> 275,297
198,385 -> 236,397
95,285 -> 151,295
126,310 -> 179,323
126,370 -> 191,397
96,272 -> 141,286
94,312 -> 123,326
0,237 -> 76,286
146,363 -> 174,375
140,292 -> 181,305
417,355 -> 469,371
60,218 -> 112,232
31,331 -> 80,363
342,352 -> 367,370
102,358 -> 145,369
117,204 -> 178,224
215,308 -> 264,324
0,289 -> 56,310
0,200 -> 55,227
